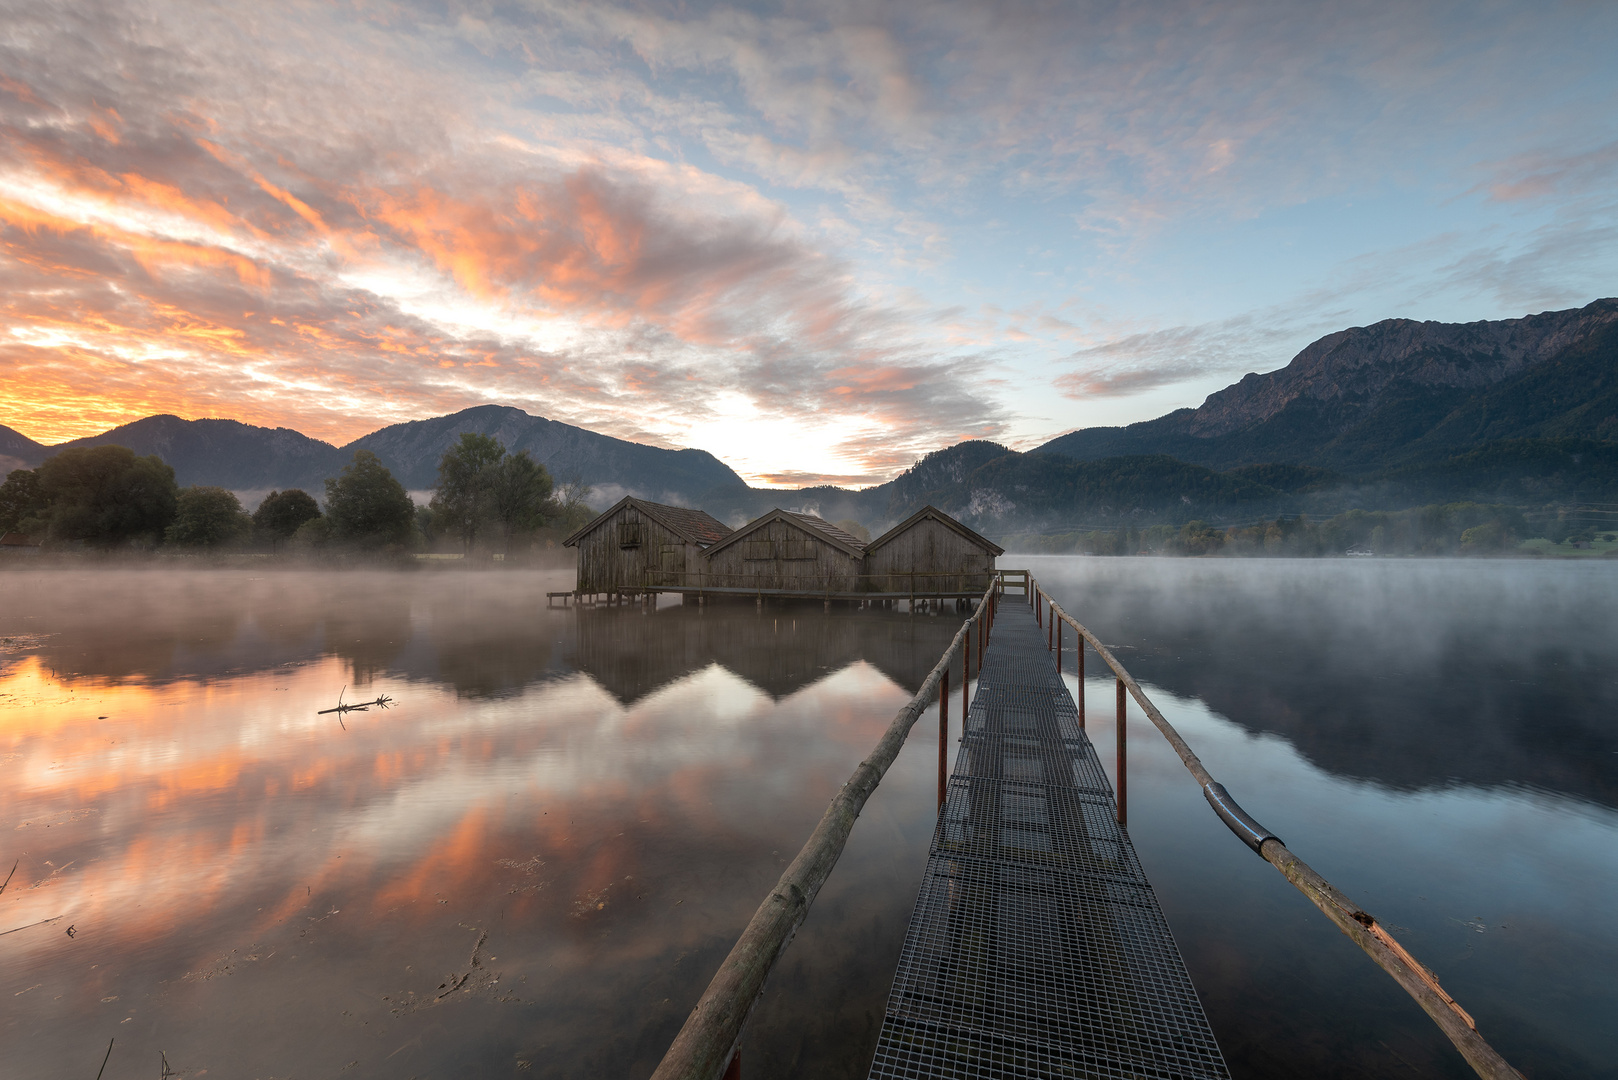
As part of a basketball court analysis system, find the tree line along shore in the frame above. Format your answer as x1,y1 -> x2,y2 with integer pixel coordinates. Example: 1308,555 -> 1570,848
5,436 -> 1613,562
1003,502 -> 1618,558
0,433 -> 594,558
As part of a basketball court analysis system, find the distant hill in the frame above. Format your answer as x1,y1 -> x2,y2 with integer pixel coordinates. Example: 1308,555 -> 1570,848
46,416 -> 350,493
1038,298 -> 1618,474
5,406 -> 748,507
0,423 -> 47,475
346,405 -> 746,499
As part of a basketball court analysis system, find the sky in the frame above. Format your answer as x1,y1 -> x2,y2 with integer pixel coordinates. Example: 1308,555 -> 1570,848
1,0 -> 1615,487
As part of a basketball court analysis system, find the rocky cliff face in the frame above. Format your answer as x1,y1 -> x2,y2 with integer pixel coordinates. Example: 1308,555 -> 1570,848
1184,299 -> 1618,438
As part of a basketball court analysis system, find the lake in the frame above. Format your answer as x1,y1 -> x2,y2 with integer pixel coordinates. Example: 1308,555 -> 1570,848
1,560 -> 1613,1079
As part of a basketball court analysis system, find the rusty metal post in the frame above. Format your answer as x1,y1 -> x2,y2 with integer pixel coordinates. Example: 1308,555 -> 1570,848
1077,638 -> 1085,730
1056,618 -> 1062,674
962,624 -> 970,729
1116,676 -> 1127,826
1048,603 -> 1054,651
938,667 -> 950,812
1036,589 -> 1042,627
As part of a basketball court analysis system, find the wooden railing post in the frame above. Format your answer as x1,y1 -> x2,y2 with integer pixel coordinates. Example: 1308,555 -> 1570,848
1056,618 -> 1062,674
1115,676 -> 1127,825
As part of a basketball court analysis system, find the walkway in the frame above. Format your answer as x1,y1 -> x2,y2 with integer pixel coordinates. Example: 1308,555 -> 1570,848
866,598 -> 1230,1079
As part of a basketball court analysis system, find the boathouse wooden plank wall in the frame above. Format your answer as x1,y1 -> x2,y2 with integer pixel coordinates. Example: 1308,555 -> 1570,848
564,497 -> 732,595
701,510 -> 865,593
862,506 -> 1004,595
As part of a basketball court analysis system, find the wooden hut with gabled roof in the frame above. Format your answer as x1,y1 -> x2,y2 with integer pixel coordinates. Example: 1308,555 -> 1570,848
862,504 -> 1003,596
563,496 -> 733,597
700,509 -> 867,594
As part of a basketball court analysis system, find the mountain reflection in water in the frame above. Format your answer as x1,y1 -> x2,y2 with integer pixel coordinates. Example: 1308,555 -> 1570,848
1033,556 -> 1618,806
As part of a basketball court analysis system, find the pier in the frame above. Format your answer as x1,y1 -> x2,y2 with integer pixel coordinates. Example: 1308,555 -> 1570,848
866,595 -> 1228,1078
650,573 -> 1522,1080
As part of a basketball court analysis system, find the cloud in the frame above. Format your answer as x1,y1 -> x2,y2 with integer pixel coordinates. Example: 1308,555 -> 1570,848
1,0 -> 1615,483
0,0 -> 1018,483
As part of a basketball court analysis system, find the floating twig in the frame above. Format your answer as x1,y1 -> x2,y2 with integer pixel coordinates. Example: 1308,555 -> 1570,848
0,915 -> 62,937
95,1037 -> 113,1080
0,859 -> 16,897
317,691 -> 394,716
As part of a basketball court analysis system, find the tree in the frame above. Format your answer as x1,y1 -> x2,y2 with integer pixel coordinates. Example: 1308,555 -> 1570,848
430,433 -> 506,554
37,445 -> 178,548
490,451 -> 554,548
253,489 -> 321,544
552,474 -> 595,534
166,486 -> 252,547
324,450 -> 415,549
833,518 -> 871,543
0,469 -> 48,535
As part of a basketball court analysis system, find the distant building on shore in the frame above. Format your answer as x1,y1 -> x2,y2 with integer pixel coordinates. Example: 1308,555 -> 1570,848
0,532 -> 40,555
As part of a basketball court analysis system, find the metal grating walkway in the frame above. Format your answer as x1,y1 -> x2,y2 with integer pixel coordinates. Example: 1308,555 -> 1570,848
867,599 -> 1230,1080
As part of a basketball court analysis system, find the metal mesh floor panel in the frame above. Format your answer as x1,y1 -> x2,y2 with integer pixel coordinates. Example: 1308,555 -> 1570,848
867,600 -> 1229,1080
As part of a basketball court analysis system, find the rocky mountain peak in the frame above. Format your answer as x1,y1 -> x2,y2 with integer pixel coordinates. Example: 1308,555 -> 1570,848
1185,298 -> 1618,438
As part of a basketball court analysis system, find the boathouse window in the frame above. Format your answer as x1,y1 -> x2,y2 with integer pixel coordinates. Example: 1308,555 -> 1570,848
659,545 -> 681,571
618,522 -> 643,548
780,540 -> 816,560
743,540 -> 774,560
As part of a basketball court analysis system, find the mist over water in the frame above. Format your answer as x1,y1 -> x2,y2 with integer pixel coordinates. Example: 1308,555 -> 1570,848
0,562 -> 1612,1078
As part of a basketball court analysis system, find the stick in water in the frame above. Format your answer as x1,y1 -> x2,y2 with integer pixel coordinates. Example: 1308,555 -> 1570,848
95,1038 -> 113,1080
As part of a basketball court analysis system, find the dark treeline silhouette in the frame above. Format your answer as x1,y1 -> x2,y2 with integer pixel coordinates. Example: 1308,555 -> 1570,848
1006,500 -> 1582,557
0,432 -> 594,558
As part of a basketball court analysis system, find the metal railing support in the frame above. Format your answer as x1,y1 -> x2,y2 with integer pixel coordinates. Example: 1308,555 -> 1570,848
938,668 -> 950,812
1115,676 -> 1127,826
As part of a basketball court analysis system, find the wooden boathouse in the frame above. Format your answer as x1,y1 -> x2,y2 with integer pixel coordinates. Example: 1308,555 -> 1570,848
863,504 -> 1003,595
700,509 -> 867,593
561,496 -> 732,598
557,501 -> 1003,604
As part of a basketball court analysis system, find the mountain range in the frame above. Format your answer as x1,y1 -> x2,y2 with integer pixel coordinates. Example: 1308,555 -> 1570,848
4,297 -> 1615,536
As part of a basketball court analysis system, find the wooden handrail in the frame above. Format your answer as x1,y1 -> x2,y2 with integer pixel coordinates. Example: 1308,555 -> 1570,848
649,577 -> 1001,1080
1030,576 -> 1522,1080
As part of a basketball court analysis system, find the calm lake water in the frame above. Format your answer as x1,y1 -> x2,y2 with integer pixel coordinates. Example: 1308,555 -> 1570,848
1,560 -> 1613,1079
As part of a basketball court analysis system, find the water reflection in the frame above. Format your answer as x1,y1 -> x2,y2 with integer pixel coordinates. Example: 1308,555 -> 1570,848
1036,557 -> 1618,807
571,602 -> 954,704
0,569 -> 959,1079
1031,557 -> 1618,1079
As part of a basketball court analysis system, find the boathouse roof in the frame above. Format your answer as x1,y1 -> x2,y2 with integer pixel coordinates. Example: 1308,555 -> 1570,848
561,496 -> 733,549
866,504 -> 1005,557
702,508 -> 868,560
